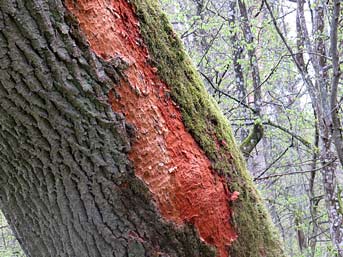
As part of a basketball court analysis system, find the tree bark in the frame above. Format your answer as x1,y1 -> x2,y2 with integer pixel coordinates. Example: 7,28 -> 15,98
0,0 -> 285,256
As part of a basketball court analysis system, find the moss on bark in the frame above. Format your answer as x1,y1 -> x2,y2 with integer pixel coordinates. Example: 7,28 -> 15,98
130,0 -> 286,256
240,119 -> 264,158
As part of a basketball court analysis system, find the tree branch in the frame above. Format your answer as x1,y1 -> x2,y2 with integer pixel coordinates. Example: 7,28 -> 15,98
263,0 -> 316,97
265,120 -> 312,149
199,71 -> 258,114
254,143 -> 292,181
201,71 -> 314,150
255,158 -> 337,181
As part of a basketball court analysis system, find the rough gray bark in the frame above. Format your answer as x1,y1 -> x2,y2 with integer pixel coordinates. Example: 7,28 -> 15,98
0,1 -> 215,256
313,2 -> 343,254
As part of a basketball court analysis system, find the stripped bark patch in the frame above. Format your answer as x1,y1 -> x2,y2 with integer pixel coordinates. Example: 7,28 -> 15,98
65,1 -> 237,256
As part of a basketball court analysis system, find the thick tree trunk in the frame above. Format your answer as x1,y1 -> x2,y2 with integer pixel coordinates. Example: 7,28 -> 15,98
0,0 -> 285,256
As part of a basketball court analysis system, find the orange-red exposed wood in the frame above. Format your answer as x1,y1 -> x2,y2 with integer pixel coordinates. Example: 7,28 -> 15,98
65,1 -> 237,256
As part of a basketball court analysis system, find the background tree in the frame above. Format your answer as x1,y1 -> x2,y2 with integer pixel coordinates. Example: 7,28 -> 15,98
0,212 -> 23,257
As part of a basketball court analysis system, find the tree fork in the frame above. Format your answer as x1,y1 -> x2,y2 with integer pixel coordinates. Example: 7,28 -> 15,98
0,0 -> 285,256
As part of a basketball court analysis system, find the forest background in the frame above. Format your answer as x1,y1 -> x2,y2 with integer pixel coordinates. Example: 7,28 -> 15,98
0,0 -> 342,257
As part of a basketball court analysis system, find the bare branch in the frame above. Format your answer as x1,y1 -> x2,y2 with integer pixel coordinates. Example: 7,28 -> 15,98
255,158 -> 337,181
254,143 -> 293,181
263,0 -> 316,96
265,120 -> 313,149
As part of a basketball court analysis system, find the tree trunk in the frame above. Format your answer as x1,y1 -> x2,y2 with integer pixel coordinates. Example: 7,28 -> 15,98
320,142 -> 343,256
0,0 -> 285,256
294,0 -> 343,254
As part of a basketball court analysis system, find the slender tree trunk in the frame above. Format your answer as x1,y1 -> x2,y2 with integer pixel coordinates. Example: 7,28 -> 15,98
308,112 -> 320,257
228,0 -> 249,143
294,215 -> 307,253
294,0 -> 343,254
314,2 -> 343,254
330,0 -> 343,168
320,141 -> 343,256
0,0 -> 285,256
238,0 -> 261,116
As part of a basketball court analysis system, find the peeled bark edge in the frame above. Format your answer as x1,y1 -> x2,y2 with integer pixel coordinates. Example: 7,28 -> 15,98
129,0 -> 286,256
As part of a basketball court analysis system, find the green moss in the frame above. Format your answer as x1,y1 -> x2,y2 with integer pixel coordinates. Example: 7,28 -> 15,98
240,119 -> 264,158
131,0 -> 286,256
338,186 -> 343,216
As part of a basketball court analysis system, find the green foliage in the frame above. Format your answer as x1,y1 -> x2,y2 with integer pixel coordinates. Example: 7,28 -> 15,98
0,212 -> 24,257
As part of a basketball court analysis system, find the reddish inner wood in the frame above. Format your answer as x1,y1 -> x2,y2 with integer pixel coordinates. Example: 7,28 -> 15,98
65,1 -> 237,256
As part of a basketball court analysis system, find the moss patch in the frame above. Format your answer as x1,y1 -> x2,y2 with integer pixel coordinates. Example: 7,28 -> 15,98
130,0 -> 286,256
240,119 -> 264,158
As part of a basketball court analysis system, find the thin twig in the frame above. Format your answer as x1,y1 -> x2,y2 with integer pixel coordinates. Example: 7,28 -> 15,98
255,158 -> 337,181
254,143 -> 293,181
